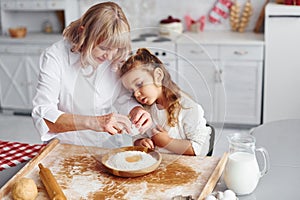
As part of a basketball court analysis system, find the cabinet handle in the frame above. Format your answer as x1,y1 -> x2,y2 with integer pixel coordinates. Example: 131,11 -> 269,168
190,50 -> 204,54
2,47 -> 43,54
215,69 -> 223,83
4,48 -> 27,54
234,50 -> 248,55
20,81 -> 33,86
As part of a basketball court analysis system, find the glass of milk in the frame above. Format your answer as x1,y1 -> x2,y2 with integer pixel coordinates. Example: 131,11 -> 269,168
224,133 -> 270,195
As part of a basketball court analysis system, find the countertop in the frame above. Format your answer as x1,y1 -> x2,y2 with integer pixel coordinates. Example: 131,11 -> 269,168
0,31 -> 264,46
175,31 -> 264,45
266,2 -> 300,15
0,32 -> 62,44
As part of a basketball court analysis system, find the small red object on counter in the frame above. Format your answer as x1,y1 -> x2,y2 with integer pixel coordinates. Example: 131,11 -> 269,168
284,0 -> 293,5
284,0 -> 300,5
160,16 -> 181,24
185,15 -> 206,32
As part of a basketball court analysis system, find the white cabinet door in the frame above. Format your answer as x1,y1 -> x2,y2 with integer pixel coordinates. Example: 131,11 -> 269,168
220,60 -> 263,125
0,45 -> 40,111
163,59 -> 177,84
177,59 -> 218,123
177,43 -> 220,124
176,33 -> 264,125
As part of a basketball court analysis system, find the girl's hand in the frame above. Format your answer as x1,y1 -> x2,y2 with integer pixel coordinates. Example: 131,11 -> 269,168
95,113 -> 131,135
134,138 -> 155,149
129,106 -> 152,133
151,125 -> 171,147
151,125 -> 195,155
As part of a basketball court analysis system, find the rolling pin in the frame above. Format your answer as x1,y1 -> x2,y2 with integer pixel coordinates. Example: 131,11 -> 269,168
38,163 -> 67,200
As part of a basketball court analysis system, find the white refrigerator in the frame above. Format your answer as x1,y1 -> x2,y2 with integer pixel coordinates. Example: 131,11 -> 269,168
263,3 -> 300,123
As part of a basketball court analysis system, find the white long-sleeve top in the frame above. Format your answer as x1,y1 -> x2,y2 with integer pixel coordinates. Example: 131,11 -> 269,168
32,39 -> 138,147
137,93 -> 211,156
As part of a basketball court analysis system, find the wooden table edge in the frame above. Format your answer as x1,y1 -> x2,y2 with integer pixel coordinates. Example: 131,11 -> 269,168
198,152 -> 229,200
0,138 -> 60,198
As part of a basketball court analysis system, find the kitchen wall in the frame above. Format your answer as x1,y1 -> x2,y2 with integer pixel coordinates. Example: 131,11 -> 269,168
79,0 -> 270,32
0,0 -> 273,35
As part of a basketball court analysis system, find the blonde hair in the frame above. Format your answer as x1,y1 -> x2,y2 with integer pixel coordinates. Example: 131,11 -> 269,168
63,2 -> 131,68
120,48 -> 182,127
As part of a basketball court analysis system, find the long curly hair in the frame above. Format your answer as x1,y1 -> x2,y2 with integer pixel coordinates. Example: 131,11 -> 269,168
120,48 -> 182,127
63,2 -> 131,69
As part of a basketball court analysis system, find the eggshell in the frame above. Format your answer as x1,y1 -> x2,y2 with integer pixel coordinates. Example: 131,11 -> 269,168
205,195 -> 217,200
220,198 -> 231,200
223,189 -> 237,200
216,191 -> 224,199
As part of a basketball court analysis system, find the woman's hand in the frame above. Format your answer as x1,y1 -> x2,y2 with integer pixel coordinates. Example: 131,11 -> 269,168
151,125 -> 171,147
95,113 -> 132,135
129,106 -> 152,133
134,138 -> 155,149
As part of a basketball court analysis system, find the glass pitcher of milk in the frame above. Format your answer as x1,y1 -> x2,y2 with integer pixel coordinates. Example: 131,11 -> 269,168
224,133 -> 270,195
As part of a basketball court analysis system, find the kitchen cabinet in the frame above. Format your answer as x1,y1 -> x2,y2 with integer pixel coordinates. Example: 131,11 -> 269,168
0,0 -> 79,35
0,34 -> 61,112
0,0 -> 77,112
176,32 -> 264,126
219,45 -> 263,125
0,44 -> 41,111
177,44 -> 219,123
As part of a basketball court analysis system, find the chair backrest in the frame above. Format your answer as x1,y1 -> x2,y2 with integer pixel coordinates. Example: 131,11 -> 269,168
206,124 -> 215,156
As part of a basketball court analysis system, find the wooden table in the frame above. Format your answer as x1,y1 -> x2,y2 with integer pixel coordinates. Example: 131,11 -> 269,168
0,139 -> 228,200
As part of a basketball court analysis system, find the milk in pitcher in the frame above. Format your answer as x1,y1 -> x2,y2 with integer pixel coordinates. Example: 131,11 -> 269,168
224,151 -> 260,195
224,133 -> 270,195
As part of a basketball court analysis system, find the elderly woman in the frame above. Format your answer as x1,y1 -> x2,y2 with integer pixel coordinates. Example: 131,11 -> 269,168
32,2 -> 152,147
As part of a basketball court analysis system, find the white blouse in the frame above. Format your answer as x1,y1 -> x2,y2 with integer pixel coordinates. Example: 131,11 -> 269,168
32,39 -> 138,147
138,93 -> 211,156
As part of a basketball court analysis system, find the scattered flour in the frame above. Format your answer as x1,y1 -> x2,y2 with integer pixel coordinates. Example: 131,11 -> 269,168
64,176 -> 102,199
106,151 -> 157,171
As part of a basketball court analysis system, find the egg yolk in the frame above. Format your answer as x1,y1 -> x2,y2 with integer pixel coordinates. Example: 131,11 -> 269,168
125,155 -> 142,162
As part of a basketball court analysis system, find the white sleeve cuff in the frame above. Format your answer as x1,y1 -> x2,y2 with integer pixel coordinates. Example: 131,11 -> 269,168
43,109 -> 64,123
32,107 -> 64,142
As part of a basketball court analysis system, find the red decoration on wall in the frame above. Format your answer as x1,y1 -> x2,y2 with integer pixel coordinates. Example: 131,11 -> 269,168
209,0 -> 233,24
185,15 -> 206,32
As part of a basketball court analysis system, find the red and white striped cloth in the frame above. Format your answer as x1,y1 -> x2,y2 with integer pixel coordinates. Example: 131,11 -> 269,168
0,140 -> 46,171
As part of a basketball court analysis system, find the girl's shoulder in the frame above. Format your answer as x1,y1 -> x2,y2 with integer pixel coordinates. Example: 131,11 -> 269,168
179,92 -> 199,108
179,92 -> 205,118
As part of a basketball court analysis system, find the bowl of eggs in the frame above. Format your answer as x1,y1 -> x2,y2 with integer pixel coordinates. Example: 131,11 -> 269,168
101,146 -> 162,177
8,27 -> 27,38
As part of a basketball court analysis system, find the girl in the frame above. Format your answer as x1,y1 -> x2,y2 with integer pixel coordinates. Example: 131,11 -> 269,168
32,2 -> 152,147
120,48 -> 211,156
